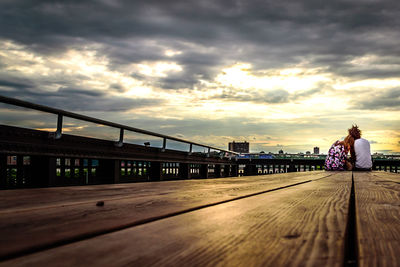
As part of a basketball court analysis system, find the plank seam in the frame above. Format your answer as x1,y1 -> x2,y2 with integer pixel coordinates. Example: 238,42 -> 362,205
343,172 -> 359,267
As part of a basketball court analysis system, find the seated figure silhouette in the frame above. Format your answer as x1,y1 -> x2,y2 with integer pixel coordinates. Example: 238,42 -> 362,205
324,135 -> 354,171
348,125 -> 372,171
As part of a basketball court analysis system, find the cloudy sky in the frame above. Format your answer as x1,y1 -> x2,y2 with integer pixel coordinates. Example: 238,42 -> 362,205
0,0 -> 399,154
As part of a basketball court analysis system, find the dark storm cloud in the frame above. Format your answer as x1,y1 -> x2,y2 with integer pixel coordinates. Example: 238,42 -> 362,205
0,79 -> 32,90
145,51 -> 226,89
210,85 -> 324,104
2,0 -> 400,93
291,87 -> 324,100
335,68 -> 400,80
117,116 -> 295,137
155,76 -> 200,90
116,113 -> 349,140
352,88 -> 400,110
108,83 -> 125,92
0,83 -> 164,112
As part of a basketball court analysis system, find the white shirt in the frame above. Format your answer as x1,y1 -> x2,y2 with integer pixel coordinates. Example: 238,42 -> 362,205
354,138 -> 372,169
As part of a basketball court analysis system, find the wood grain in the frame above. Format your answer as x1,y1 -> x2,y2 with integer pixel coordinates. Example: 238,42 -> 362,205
0,172 -> 352,267
368,171 -> 400,183
0,171 -> 332,259
353,171 -> 400,267
0,171 -> 329,212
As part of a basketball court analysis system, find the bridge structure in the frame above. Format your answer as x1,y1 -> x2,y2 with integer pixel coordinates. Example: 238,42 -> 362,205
0,95 -> 399,190
0,96 -> 241,189
238,153 -> 400,175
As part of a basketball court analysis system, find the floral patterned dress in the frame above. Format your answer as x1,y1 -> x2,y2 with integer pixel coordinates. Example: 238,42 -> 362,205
324,141 -> 348,171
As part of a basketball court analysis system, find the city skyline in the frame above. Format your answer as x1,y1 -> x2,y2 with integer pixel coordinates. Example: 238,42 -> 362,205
0,0 -> 399,154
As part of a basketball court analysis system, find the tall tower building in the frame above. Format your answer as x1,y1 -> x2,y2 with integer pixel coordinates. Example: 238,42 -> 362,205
228,141 -> 249,153
314,147 -> 320,154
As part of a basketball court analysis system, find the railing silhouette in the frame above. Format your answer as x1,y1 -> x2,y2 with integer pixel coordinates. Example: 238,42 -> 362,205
0,95 -> 241,189
0,95 -> 237,157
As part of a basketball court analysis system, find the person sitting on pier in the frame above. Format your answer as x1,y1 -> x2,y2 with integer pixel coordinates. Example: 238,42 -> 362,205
324,135 -> 354,171
348,125 -> 372,171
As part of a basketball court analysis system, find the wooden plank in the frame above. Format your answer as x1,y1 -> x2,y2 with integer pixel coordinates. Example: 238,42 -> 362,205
1,172 -> 352,266
353,171 -> 400,267
0,171 -> 332,260
0,171 -> 328,212
366,171 -> 400,183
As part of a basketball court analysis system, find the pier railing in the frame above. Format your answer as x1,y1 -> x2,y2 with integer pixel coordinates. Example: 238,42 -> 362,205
0,95 -> 237,157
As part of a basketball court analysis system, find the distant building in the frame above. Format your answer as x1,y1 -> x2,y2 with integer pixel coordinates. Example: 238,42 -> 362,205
314,147 -> 320,154
228,141 -> 249,153
306,151 -> 311,155
278,149 -> 284,154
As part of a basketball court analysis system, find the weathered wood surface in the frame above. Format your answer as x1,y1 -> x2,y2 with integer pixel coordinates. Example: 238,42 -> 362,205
353,171 -> 400,267
0,171 -> 332,259
1,172 -> 352,266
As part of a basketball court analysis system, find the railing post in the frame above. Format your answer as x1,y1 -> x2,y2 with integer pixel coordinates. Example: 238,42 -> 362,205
188,144 -> 193,155
207,147 -> 210,157
115,128 -> 124,147
50,114 -> 63,139
162,138 -> 166,152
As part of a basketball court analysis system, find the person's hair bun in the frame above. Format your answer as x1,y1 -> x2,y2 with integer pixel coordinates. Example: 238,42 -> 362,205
348,124 -> 361,139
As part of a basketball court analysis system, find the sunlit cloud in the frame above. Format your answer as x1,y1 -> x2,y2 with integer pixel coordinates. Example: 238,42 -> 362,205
164,49 -> 182,57
214,63 -> 331,93
333,78 -> 400,91
136,61 -> 183,78
0,0 -> 399,154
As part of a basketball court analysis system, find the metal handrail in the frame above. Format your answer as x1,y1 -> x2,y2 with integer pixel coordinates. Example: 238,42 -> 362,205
0,95 -> 238,155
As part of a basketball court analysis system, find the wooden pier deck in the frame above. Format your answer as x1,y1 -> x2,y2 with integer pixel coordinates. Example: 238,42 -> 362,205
0,171 -> 399,266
